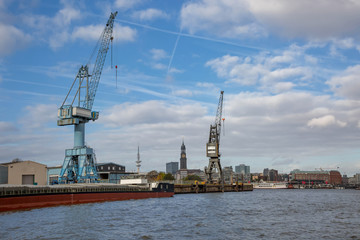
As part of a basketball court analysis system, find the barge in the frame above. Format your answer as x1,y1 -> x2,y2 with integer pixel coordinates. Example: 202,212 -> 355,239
0,183 -> 174,212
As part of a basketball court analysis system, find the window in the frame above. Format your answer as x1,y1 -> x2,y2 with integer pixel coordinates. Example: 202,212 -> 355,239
108,166 -> 110,170
112,167 -> 115,170
101,166 -> 103,170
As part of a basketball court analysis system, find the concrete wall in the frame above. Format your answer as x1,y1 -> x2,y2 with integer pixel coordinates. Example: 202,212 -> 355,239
7,161 -> 47,185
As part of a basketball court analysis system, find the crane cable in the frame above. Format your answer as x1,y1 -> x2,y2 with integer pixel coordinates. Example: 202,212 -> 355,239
222,99 -> 225,136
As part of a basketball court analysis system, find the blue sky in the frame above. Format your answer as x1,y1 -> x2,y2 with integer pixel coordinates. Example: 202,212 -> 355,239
1,0 -> 360,175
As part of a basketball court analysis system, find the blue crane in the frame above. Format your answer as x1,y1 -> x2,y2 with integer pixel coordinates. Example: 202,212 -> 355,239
205,91 -> 224,184
57,12 -> 118,183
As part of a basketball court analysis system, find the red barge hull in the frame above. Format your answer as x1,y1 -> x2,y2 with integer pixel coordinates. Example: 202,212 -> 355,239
0,183 -> 174,212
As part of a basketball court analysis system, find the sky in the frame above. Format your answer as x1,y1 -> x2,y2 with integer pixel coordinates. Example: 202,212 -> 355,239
1,0 -> 360,176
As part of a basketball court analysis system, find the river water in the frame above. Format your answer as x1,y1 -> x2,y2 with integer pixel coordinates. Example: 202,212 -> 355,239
0,189 -> 359,240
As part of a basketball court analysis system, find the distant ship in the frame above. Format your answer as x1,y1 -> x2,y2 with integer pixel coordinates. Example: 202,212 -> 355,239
0,182 -> 174,212
253,182 -> 288,189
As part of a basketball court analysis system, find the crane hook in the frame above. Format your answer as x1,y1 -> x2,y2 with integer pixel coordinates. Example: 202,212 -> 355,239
115,65 -> 118,88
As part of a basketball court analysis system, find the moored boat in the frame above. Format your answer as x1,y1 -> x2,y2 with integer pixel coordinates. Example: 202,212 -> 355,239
253,182 -> 288,189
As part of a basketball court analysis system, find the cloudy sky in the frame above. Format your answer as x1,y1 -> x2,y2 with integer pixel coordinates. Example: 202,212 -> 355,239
1,0 -> 360,175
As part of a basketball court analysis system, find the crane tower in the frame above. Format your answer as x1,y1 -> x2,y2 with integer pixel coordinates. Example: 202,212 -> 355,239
57,12 -> 118,183
205,91 -> 224,184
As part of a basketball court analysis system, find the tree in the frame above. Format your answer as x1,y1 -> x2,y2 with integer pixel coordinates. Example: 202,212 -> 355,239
146,170 -> 158,182
163,173 -> 175,180
184,175 -> 202,181
156,172 -> 165,181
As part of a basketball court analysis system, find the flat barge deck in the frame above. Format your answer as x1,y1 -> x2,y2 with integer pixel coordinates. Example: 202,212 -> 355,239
175,183 -> 253,194
0,183 -> 174,212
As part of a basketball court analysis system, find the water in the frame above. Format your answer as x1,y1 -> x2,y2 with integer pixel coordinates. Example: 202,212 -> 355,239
1,189 -> 359,240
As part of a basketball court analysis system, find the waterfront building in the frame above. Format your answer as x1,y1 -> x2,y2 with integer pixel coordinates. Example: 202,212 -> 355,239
0,160 -> 47,185
176,169 -> 204,181
166,162 -> 179,175
235,164 -> 250,175
96,162 -> 126,184
349,173 -> 360,185
47,166 -> 62,185
290,169 -> 342,185
180,139 -> 187,169
263,168 -> 269,180
268,169 -> 279,181
342,175 -> 349,185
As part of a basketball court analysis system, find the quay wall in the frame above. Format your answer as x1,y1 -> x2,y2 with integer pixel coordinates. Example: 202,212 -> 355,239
175,183 -> 253,194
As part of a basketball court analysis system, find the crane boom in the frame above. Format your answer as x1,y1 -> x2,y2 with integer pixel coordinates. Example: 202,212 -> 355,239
210,90 -> 224,145
85,11 -> 117,110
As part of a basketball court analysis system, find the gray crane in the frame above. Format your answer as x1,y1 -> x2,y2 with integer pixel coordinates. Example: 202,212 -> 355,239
205,91 -> 224,184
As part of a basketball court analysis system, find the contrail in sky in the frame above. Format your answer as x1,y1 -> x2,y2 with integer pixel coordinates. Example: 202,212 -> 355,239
167,28 -> 182,74
114,18 -> 263,51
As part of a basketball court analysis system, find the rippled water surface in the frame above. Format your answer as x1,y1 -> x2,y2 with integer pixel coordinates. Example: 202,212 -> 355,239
1,189 -> 360,239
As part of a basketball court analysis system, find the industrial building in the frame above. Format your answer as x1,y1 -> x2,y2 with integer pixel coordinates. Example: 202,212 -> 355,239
290,169 -> 342,185
96,162 -> 126,184
47,166 -> 62,184
0,160 -> 47,185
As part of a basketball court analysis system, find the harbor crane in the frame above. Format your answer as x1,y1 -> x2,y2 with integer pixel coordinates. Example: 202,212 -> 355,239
57,12 -> 118,183
205,91 -> 224,184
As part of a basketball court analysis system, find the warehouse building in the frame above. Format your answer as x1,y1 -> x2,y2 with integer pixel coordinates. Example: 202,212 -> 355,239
0,160 -> 47,185
290,169 -> 342,185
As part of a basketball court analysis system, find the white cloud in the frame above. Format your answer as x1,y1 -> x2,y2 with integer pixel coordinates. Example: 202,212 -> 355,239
72,24 -> 137,43
247,0 -> 360,40
180,0 -> 360,40
180,0 -> 265,38
20,104 -> 58,129
206,55 -> 263,85
132,8 -> 169,21
0,23 -> 31,56
307,115 -> 347,128
150,48 -> 168,60
113,24 -> 137,42
168,67 -> 183,74
72,24 -> 104,41
114,0 -> 141,10
327,65 -> 360,100
172,89 -> 193,97
152,63 -> 167,70
205,47 -> 313,92
0,121 -> 17,132
271,82 -> 296,93
21,2 -> 82,50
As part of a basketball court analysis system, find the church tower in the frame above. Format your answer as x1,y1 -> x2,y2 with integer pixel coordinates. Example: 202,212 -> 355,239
180,139 -> 187,169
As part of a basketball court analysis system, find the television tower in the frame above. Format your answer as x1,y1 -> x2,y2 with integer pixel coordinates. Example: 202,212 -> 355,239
136,146 -> 141,174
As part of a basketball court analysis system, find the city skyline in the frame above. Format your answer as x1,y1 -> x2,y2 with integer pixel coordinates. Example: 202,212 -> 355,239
1,1 -> 360,175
